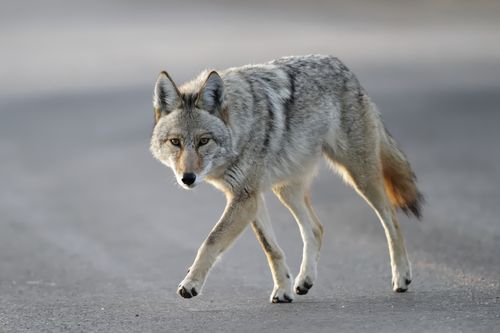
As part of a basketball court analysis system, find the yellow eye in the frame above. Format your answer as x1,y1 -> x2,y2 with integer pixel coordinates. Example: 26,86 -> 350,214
199,138 -> 210,146
170,138 -> 181,147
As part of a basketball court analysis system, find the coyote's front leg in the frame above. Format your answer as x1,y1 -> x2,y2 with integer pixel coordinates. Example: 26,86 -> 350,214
177,191 -> 258,298
251,195 -> 294,303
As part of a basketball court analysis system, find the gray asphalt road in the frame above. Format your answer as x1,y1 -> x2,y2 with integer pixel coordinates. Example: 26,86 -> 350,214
1,1 -> 499,332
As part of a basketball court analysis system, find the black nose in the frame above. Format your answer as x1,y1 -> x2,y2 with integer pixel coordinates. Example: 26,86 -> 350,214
181,173 -> 196,186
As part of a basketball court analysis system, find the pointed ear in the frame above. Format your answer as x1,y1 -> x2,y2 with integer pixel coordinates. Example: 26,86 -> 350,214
196,71 -> 224,113
153,71 -> 180,123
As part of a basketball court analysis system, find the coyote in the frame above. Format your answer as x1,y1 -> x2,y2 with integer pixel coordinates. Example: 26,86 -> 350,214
150,55 -> 423,303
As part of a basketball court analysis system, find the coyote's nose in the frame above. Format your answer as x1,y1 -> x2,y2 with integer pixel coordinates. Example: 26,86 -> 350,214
181,173 -> 196,186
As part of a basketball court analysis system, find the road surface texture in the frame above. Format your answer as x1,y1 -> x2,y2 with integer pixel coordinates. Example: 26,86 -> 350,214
1,1 -> 499,332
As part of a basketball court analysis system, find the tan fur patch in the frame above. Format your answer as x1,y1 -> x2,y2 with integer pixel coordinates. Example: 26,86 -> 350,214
175,148 -> 184,174
304,193 -> 324,243
381,148 -> 423,219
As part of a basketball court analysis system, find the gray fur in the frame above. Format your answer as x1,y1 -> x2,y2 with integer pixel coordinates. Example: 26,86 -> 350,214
150,55 -> 422,302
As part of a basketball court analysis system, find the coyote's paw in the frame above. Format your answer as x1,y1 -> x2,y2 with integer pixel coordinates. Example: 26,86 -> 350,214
392,264 -> 412,292
177,277 -> 202,299
294,275 -> 314,295
270,287 -> 294,303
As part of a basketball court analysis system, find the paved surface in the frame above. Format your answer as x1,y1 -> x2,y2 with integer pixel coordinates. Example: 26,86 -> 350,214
1,1 -> 499,332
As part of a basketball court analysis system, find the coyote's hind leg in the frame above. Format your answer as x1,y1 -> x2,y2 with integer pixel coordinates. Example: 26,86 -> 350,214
324,145 -> 412,292
351,174 -> 412,292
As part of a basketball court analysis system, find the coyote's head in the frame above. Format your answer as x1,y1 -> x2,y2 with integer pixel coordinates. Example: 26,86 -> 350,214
150,71 -> 233,189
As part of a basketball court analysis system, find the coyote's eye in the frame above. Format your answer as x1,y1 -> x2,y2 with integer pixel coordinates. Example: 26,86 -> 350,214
199,138 -> 210,146
169,138 -> 181,147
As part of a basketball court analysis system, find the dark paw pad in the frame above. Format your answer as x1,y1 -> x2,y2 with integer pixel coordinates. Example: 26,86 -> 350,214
178,286 -> 197,298
295,281 -> 313,295
295,286 -> 308,295
395,286 -> 408,293
272,294 -> 293,303
405,278 -> 412,286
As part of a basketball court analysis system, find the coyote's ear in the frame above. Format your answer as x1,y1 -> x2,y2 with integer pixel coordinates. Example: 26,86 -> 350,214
153,71 -> 180,123
197,71 -> 224,114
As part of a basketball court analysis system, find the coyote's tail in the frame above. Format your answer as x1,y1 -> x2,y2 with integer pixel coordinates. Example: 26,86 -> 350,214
380,128 -> 424,219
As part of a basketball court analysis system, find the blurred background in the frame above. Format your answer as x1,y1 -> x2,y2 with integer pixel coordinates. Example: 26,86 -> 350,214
1,1 -> 499,332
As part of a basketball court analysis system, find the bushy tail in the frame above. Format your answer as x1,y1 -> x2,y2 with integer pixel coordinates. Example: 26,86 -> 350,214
380,129 -> 424,219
